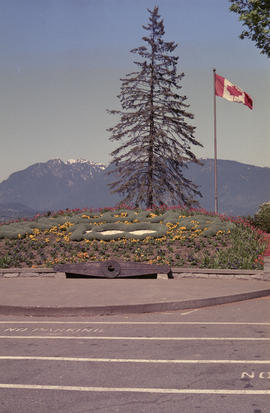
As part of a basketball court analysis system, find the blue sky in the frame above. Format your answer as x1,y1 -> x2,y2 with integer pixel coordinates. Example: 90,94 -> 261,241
0,0 -> 269,181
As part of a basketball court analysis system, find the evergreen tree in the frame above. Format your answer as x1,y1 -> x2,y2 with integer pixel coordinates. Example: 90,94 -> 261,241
107,6 -> 203,208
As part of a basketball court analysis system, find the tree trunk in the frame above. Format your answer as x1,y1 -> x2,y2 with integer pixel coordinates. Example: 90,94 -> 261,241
147,40 -> 155,209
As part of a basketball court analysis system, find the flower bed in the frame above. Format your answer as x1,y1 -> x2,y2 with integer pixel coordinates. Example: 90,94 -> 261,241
0,207 -> 267,270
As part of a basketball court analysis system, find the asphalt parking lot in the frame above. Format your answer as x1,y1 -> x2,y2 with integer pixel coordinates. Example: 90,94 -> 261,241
0,297 -> 270,413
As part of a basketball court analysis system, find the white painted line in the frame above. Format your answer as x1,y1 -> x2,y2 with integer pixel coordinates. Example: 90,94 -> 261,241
0,321 -> 270,325
0,384 -> 269,395
0,335 -> 270,341
180,310 -> 199,315
0,356 -> 269,364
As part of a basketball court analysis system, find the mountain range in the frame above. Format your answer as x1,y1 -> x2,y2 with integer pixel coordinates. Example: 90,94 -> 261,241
0,158 -> 269,221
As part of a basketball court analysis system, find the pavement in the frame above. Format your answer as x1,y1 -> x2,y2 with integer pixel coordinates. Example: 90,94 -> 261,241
1,274 -> 270,316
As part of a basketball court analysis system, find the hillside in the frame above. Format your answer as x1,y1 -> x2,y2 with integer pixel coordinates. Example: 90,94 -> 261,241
0,159 -> 118,213
185,159 -> 270,216
0,158 -> 269,219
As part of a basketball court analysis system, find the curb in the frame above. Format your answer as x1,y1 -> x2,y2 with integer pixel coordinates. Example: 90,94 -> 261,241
1,287 -> 270,316
0,267 -> 268,280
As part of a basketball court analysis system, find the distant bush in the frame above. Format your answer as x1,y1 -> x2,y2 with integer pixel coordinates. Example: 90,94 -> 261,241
249,202 -> 270,233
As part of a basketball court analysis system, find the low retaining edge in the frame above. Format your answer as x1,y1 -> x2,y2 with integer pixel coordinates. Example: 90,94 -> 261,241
0,267 -> 268,280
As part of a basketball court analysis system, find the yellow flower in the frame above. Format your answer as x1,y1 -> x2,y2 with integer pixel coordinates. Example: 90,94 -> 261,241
173,235 -> 182,240
149,212 -> 157,218
49,226 -> 58,233
77,252 -> 89,259
59,222 -> 74,231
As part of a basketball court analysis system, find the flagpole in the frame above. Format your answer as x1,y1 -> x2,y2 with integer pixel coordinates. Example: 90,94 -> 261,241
213,68 -> 218,214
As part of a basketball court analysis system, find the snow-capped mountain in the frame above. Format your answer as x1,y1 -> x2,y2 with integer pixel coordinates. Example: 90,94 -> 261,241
0,158 -> 269,219
65,158 -> 105,169
0,158 -> 118,212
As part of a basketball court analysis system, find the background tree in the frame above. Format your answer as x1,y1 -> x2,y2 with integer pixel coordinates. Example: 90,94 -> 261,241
230,0 -> 270,57
107,6 -> 203,208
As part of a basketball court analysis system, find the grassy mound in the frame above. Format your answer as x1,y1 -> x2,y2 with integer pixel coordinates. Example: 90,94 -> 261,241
0,207 -> 267,269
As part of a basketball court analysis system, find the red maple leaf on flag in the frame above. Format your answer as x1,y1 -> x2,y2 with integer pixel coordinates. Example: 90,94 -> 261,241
227,85 -> 242,97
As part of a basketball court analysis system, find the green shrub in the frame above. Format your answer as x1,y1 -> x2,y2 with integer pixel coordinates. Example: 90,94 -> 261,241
250,202 -> 270,233
161,210 -> 183,224
50,216 -> 70,225
70,223 -> 93,241
97,209 -> 137,223
29,218 -> 52,231
68,215 -> 85,225
0,254 -> 13,268
203,225 -> 266,269
203,224 -> 223,237
175,215 -> 235,236
0,223 -> 32,239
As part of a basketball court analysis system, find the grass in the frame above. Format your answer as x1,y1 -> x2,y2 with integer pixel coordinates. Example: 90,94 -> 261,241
0,207 -> 267,270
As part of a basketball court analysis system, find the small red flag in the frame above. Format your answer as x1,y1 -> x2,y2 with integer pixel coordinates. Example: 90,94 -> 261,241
215,73 -> 253,110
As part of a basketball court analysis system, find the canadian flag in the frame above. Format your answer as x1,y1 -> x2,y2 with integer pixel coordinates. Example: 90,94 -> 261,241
215,73 -> 253,110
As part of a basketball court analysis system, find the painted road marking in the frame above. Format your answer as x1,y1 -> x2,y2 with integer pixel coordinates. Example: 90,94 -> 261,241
180,310 -> 199,315
0,335 -> 270,341
0,384 -> 269,394
0,356 -> 269,364
0,321 -> 270,325
0,328 -> 103,333
241,371 -> 270,379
